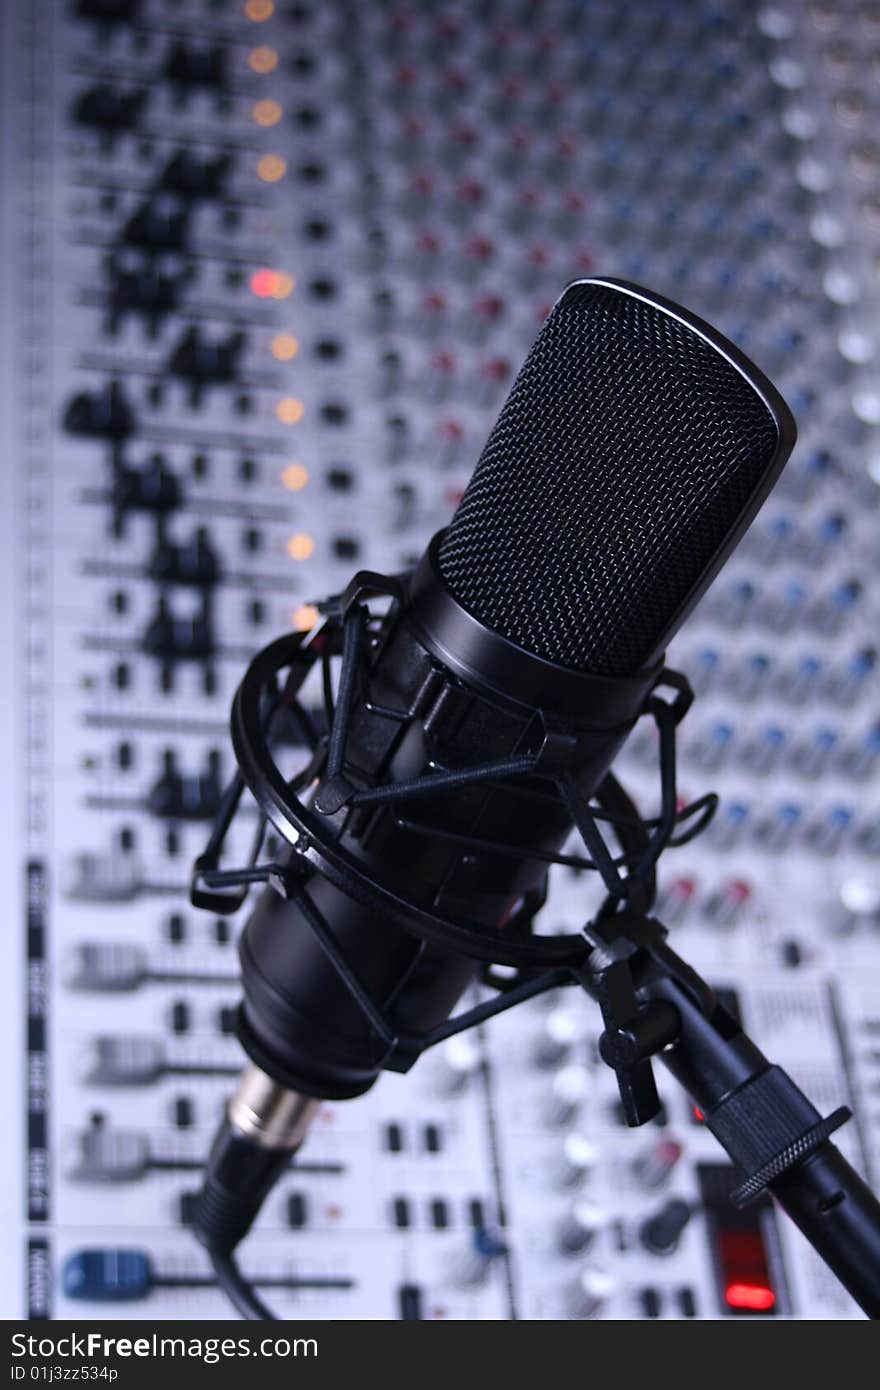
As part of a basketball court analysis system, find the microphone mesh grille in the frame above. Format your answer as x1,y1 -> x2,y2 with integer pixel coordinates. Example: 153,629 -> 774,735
437,282 -> 781,676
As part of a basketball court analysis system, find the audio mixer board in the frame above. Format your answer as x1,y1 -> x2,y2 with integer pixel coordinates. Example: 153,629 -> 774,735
1,0 -> 879,1322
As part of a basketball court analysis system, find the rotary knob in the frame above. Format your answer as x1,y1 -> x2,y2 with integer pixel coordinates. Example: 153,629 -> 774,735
434,1035 -> 481,1096
542,1066 -> 590,1128
533,1008 -> 579,1069
553,1134 -> 599,1190
631,1136 -> 683,1190
565,1268 -> 615,1319
556,1201 -> 604,1256
639,1199 -> 692,1256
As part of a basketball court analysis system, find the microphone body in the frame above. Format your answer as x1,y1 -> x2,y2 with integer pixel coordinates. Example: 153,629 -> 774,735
239,540 -> 651,1100
193,278 -> 797,1275
235,277 -> 794,1102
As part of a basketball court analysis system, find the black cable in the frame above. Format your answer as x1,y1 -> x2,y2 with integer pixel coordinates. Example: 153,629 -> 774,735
207,1245 -> 277,1321
193,1120 -> 292,1320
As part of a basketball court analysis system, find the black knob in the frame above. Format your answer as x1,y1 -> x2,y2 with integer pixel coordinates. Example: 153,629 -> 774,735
164,41 -> 228,90
142,596 -> 215,664
639,1199 -> 692,1256
147,749 -> 222,821
64,381 -> 134,439
73,84 -> 146,136
123,198 -> 189,253
159,150 -> 232,201
168,327 -> 245,405
108,257 -> 182,336
148,527 -> 220,586
112,453 -> 182,522
74,0 -> 141,24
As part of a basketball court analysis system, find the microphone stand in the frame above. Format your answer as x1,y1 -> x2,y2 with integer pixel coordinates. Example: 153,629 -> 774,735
572,903 -> 880,1317
563,688 -> 880,1319
191,584 -> 880,1319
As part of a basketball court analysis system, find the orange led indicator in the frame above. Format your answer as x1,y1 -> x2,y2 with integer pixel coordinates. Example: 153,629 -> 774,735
271,272 -> 294,299
253,98 -> 282,127
281,463 -> 309,491
292,604 -> 319,632
248,45 -> 279,73
276,397 -> 305,424
287,533 -> 315,561
257,153 -> 286,182
245,0 -> 274,20
272,333 -> 300,362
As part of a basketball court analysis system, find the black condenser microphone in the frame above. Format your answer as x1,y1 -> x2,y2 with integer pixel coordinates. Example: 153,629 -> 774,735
191,279 -> 796,1312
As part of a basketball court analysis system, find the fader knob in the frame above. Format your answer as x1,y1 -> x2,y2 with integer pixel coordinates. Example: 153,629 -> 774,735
148,527 -> 220,586
83,1036 -> 166,1087
164,41 -> 228,91
73,85 -> 146,136
123,199 -> 189,253
75,0 -> 141,26
159,150 -> 231,200
108,258 -> 182,335
63,1249 -> 152,1303
70,1124 -> 151,1183
141,597 -> 215,663
66,942 -> 148,992
112,454 -> 182,518
64,381 -> 134,439
169,327 -> 245,391
147,750 -> 222,821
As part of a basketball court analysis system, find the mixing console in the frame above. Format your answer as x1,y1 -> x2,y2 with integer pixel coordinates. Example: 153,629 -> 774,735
1,0 -> 878,1321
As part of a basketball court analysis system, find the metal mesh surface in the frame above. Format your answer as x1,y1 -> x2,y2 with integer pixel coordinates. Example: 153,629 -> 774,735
437,282 -> 782,676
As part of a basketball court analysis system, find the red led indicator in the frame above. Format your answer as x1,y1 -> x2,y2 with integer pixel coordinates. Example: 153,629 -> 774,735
725,1282 -> 776,1312
718,1231 -> 776,1315
250,268 -> 277,298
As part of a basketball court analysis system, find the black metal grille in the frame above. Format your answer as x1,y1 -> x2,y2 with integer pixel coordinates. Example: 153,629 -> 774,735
437,282 -> 782,676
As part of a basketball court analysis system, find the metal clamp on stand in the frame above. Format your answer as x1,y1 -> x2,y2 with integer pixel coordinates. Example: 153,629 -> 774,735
572,903 -> 880,1318
574,915 -> 679,1127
